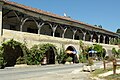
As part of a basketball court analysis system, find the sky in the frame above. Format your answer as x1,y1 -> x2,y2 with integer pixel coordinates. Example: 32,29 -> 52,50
10,0 -> 120,32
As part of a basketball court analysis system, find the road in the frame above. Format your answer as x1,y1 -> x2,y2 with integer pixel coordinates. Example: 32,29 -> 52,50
0,62 -> 102,80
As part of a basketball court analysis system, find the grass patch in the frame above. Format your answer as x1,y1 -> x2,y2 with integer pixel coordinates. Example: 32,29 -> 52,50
104,74 -> 120,80
91,67 -> 113,77
91,67 -> 120,80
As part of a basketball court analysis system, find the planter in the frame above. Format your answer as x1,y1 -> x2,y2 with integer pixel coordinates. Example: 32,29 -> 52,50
15,64 -> 28,68
83,65 -> 95,72
65,62 -> 73,64
41,57 -> 47,65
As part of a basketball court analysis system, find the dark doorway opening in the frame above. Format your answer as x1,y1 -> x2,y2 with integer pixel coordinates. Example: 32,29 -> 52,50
66,46 -> 78,63
45,47 -> 56,64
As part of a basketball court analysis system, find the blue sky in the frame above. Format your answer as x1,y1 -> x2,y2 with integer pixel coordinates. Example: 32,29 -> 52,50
10,0 -> 120,32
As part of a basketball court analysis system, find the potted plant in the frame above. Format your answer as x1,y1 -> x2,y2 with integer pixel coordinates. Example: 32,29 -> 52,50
65,57 -> 73,64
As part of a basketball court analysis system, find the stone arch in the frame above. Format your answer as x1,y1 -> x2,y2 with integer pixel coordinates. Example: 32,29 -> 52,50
43,46 -> 57,64
75,29 -> 84,40
3,10 -> 22,31
2,39 -> 26,67
102,47 -> 109,56
92,32 -> 98,43
40,22 -> 53,36
105,36 -> 109,44
64,27 -> 74,39
100,35 -> 104,43
55,25 -> 64,37
21,17 -> 38,34
65,46 -> 78,63
85,31 -> 91,41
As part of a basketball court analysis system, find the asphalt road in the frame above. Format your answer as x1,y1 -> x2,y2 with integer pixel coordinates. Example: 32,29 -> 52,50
0,61 -> 102,80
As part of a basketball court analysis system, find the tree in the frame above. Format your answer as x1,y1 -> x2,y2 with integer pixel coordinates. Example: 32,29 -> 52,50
56,44 -> 67,64
94,25 -> 102,28
112,48 -> 117,57
116,28 -> 120,34
93,44 -> 104,59
79,40 -> 88,63
98,25 -> 102,28
118,49 -> 120,57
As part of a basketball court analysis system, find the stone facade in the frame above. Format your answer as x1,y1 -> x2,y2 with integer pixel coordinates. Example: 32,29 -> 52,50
1,29 -> 119,56
0,0 -> 119,57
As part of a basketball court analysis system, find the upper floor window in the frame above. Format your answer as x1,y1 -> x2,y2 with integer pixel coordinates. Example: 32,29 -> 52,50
10,25 -> 16,30
27,28 -> 38,34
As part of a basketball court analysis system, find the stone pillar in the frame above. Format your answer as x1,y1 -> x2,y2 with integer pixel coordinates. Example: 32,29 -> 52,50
103,36 -> 105,44
83,32 -> 86,41
52,25 -> 57,37
62,28 -> 67,38
0,2 -> 3,36
98,35 -> 100,43
38,22 -> 44,34
109,37 -> 111,44
90,34 -> 93,42
73,30 -> 77,40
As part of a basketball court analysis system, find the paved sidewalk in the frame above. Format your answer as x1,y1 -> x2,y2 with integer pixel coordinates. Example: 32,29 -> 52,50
19,70 -> 92,80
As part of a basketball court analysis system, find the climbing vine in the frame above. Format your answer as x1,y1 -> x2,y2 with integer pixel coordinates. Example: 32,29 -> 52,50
0,39 -> 57,67
27,43 -> 57,65
1,39 -> 28,67
0,46 -> 6,69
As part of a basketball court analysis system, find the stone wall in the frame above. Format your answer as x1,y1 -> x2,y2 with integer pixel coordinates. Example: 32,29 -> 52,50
1,29 -> 119,56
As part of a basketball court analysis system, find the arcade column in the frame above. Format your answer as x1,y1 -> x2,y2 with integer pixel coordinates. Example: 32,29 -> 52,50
0,2 -> 3,36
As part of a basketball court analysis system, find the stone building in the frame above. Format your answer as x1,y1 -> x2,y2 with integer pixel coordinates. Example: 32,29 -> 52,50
0,0 -> 119,64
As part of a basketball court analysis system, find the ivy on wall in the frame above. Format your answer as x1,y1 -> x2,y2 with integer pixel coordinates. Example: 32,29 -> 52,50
0,38 -> 58,68
0,39 -> 28,67
27,43 -> 57,65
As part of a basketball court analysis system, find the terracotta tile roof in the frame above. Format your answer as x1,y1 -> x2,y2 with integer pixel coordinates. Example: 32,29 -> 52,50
0,0 -> 119,36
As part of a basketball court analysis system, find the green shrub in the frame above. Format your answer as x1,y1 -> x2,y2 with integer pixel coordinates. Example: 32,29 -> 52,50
56,45 -> 67,64
27,43 -> 56,65
79,53 -> 87,63
16,56 -> 26,64
0,46 -> 6,69
1,39 -> 28,67
66,57 -> 72,62
112,48 -> 117,57
27,44 -> 44,65
117,49 -> 120,57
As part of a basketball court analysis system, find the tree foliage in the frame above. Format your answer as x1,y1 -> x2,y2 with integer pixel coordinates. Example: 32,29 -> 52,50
0,46 -> 5,69
116,28 -> 120,34
112,48 -> 117,57
118,49 -> 120,57
79,40 -> 89,62
56,44 -> 67,64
